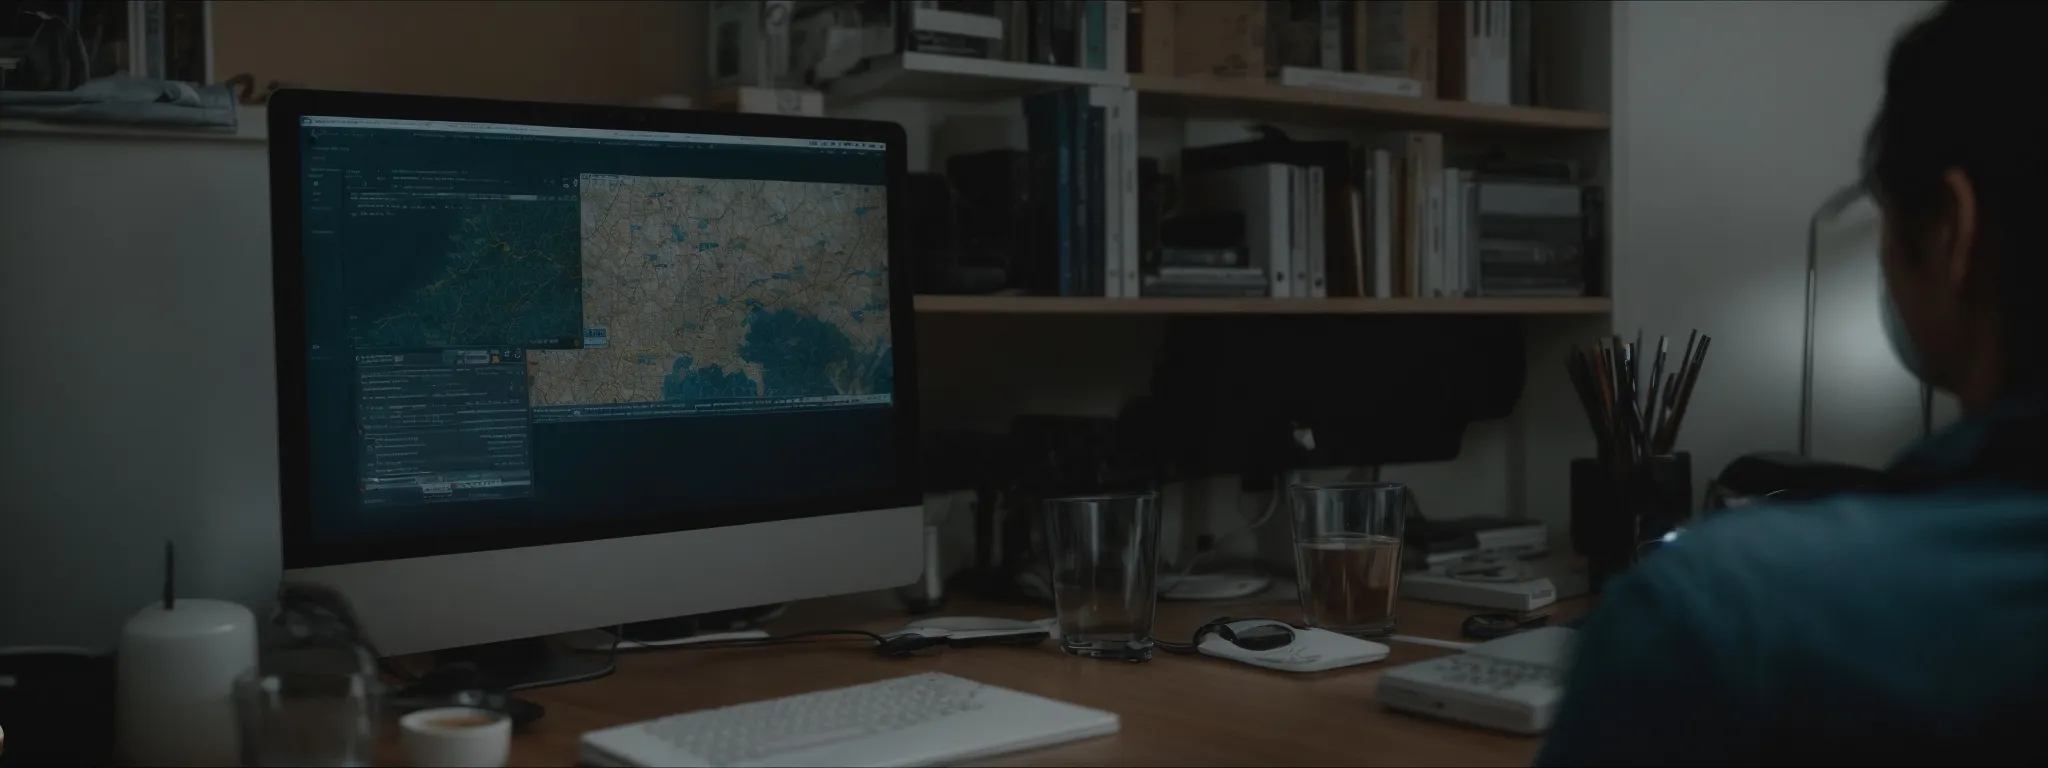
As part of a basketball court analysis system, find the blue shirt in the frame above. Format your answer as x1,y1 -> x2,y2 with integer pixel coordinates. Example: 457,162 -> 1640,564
1537,408 -> 2048,765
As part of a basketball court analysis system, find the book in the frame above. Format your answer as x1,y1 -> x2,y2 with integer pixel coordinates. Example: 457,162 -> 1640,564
1104,1 -> 1129,73
1022,91 -> 1075,295
898,3 -> 1004,60
1289,166 -> 1309,298
1318,0 -> 1347,70
1181,134 -> 1353,300
1368,148 -> 1394,298
1268,0 -> 1323,76
1473,179 -> 1586,297
1190,164 -> 1295,298
1307,165 -> 1328,298
1117,88 -> 1140,297
1084,1 -> 1107,69
1362,0 -> 1437,95
1082,95 -> 1104,296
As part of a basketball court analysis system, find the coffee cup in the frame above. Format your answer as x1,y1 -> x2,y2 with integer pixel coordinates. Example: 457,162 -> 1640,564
399,706 -> 511,768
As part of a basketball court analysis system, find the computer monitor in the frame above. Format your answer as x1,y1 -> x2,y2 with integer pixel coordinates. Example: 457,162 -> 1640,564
264,90 -> 921,683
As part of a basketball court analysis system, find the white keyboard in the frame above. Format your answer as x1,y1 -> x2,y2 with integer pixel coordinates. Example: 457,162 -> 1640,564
578,672 -> 1120,767
1375,627 -> 1575,735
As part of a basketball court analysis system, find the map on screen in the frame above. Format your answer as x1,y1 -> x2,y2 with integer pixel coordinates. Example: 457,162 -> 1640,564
356,202 -> 585,349
527,174 -> 892,414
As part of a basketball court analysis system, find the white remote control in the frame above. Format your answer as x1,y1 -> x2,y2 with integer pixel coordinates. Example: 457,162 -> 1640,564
1375,626 -> 1575,735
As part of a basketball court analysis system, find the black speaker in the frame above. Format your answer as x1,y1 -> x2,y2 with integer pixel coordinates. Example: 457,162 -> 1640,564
903,172 -> 959,294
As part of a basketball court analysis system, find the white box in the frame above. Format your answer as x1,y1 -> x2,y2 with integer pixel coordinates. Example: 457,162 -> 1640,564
709,0 -> 795,88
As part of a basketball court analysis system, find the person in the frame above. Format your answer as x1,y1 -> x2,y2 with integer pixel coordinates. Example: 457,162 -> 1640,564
1537,3 -> 2048,765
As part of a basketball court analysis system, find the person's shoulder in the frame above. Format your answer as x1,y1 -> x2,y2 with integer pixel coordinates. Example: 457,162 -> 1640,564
1633,497 -> 1875,589
1639,494 -> 1931,602
1624,487 -> 2048,635
1662,486 -> 2045,574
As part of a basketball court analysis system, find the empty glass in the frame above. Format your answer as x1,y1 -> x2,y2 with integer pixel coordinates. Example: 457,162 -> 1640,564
234,670 -> 378,767
1042,492 -> 1162,661
1290,482 -> 1413,637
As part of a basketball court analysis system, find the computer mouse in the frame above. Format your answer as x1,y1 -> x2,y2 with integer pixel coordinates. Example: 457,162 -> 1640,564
1215,621 -> 1295,651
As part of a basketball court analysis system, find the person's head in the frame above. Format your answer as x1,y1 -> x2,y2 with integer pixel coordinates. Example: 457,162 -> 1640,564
1866,2 -> 2048,411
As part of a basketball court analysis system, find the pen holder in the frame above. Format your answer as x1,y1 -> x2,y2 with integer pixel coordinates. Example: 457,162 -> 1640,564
1570,452 -> 1692,592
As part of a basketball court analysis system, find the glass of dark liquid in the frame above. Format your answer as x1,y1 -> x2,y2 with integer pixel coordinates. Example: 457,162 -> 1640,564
1289,482 -> 1413,637
1043,492 -> 1162,661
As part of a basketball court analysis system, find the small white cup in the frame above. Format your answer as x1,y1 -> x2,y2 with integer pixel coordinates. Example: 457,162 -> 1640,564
400,706 -> 512,768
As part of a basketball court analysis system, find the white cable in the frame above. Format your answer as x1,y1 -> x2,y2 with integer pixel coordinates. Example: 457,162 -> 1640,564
1162,473 -> 1282,597
1388,635 -> 1476,651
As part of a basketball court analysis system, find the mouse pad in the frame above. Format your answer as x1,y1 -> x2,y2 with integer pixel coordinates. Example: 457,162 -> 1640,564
1199,626 -> 1390,672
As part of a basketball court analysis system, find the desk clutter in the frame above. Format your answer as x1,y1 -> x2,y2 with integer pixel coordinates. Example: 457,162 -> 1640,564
3,533 -> 1573,768
6,524 -> 1577,768
2,494 -> 1580,767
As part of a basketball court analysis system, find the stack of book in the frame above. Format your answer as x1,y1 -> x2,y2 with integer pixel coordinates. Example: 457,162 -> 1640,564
791,0 -> 1130,84
903,0 -> 1128,70
1132,0 -> 1541,107
1168,129 -> 1598,301
1019,85 -> 1140,297
1141,249 -> 1265,297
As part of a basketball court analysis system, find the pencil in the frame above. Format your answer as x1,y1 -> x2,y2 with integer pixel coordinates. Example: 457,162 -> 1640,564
1659,335 -> 1712,455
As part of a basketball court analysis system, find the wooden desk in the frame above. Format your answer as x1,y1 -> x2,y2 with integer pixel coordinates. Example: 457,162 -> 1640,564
452,593 -> 1581,768
475,592 -> 1587,767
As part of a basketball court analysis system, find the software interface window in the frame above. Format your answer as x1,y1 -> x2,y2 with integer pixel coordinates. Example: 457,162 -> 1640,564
296,116 -> 894,543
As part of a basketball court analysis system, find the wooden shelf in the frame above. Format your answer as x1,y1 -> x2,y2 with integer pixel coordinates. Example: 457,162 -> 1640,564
914,295 -> 1611,315
828,53 -> 1128,106
1130,74 -> 1610,133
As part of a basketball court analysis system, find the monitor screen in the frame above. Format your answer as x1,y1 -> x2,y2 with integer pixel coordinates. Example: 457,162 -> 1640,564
289,113 -> 902,566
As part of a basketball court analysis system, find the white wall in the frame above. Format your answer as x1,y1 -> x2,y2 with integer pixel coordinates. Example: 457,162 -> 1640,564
0,131 -> 281,649
1610,0 -> 1939,490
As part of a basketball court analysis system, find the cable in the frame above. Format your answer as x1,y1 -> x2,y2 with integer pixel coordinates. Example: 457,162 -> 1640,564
1156,616 -> 1239,654
635,628 -> 890,650
1162,473 -> 1281,598
599,623 -> 623,676
1388,635 -> 1475,651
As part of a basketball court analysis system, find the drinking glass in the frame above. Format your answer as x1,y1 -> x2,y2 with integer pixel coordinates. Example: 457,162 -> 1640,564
1290,482 -> 1413,637
1042,492 -> 1162,661
234,670 -> 378,767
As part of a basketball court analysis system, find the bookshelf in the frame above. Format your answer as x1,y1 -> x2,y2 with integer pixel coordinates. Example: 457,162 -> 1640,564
827,52 -> 1129,106
914,295 -> 1611,315
813,5 -> 1613,316
1129,74 -> 1611,133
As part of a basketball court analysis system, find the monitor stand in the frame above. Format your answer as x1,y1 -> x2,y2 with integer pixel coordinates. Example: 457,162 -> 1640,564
422,603 -> 788,691
614,603 -> 789,644
431,638 -> 616,692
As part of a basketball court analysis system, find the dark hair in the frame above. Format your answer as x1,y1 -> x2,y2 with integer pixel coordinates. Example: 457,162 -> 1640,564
1863,2 -> 2048,391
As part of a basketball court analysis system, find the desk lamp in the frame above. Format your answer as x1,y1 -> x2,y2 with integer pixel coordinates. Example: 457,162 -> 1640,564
1706,182 -> 1927,511
1799,182 -> 1936,456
